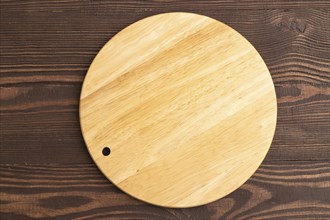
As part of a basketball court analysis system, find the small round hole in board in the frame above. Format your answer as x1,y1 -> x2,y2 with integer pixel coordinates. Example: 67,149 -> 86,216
102,147 -> 111,156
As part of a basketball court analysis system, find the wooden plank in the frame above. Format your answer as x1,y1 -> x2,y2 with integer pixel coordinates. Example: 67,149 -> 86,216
1,7 -> 329,163
0,0 -> 329,11
0,162 -> 329,219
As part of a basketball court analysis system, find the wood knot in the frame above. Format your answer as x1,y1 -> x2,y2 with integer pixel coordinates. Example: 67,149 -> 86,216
273,16 -> 307,34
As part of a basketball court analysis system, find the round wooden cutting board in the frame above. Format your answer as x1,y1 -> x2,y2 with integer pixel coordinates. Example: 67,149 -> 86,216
80,12 -> 277,208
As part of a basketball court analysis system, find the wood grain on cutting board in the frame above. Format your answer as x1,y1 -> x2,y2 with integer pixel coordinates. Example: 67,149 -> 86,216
80,13 -> 277,207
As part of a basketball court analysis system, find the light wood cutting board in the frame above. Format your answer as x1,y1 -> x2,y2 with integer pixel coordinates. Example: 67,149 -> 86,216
80,12 -> 277,208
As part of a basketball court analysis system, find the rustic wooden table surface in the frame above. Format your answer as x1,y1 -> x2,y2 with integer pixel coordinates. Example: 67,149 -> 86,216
1,1 -> 329,219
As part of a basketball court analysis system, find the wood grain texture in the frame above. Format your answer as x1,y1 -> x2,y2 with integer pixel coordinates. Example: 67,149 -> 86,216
0,162 -> 329,219
0,0 -> 329,10
1,3 -> 329,163
0,1 -> 329,218
79,12 -> 277,208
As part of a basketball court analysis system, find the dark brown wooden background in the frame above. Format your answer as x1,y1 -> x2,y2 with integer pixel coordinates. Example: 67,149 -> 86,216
1,1 -> 329,219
